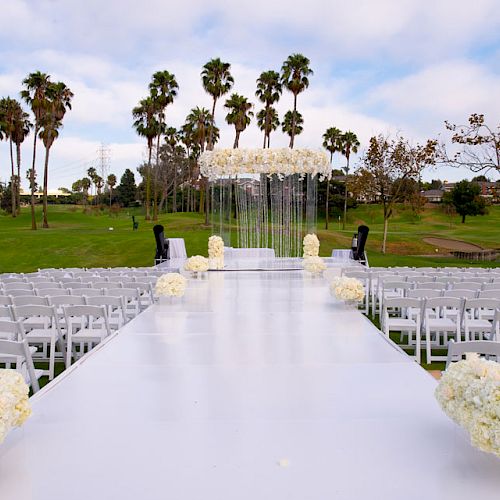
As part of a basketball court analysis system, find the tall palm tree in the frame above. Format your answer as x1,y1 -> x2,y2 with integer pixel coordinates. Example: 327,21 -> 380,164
339,131 -> 360,230
38,81 -> 73,228
21,71 -> 51,230
107,173 -> 117,207
81,177 -> 91,204
322,127 -> 343,229
132,96 -> 160,220
256,107 -> 280,148
149,70 -> 178,220
0,97 -> 19,216
282,110 -> 303,147
164,126 -> 180,212
281,54 -> 313,149
201,58 -> 234,150
224,93 -> 254,148
11,105 -> 32,215
255,70 -> 282,148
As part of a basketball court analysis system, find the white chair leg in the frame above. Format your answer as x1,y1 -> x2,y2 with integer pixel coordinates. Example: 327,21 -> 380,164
426,326 -> 432,364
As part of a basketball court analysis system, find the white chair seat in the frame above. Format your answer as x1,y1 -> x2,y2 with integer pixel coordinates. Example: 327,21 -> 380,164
426,318 -> 459,331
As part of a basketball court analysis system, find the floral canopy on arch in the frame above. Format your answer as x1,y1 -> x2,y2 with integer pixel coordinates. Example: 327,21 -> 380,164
199,148 -> 331,181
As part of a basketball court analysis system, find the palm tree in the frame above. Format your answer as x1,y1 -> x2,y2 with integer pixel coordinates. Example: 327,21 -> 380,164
339,131 -> 360,230
201,58 -> 234,150
281,54 -> 313,149
107,173 -> 117,207
149,70 -> 178,220
164,126 -> 180,212
256,107 -> 280,148
322,127 -> 343,229
0,97 -> 19,216
132,96 -> 160,220
87,166 -> 97,201
11,105 -> 32,215
282,111 -> 303,147
224,93 -> 254,148
255,71 -> 282,148
81,177 -> 91,204
21,71 -> 51,230
39,81 -> 73,228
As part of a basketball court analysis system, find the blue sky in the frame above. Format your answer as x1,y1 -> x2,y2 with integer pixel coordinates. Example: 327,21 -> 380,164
0,0 -> 499,189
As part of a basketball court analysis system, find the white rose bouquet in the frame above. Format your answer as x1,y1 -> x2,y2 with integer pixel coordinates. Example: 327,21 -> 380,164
303,256 -> 327,275
435,353 -> 500,457
303,233 -> 320,258
184,255 -> 209,273
155,273 -> 187,297
0,369 -> 31,444
208,235 -> 224,270
330,276 -> 365,302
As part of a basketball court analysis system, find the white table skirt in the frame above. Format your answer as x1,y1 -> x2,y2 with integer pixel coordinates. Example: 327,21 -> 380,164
1,268 -> 499,499
332,248 -> 353,261
225,247 -> 276,259
167,238 -> 187,259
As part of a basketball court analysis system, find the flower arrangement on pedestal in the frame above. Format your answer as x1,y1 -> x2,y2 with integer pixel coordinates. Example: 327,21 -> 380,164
0,370 -> 31,444
303,256 -> 327,276
155,273 -> 187,298
435,353 -> 500,458
199,148 -> 330,181
184,255 -> 209,276
303,233 -> 320,258
330,276 -> 365,303
208,236 -> 224,270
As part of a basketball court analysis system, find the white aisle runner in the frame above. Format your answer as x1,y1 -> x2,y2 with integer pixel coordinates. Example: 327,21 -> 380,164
1,271 -> 499,499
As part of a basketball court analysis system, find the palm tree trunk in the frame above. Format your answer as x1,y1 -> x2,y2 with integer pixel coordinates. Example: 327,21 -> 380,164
234,130 -> 240,149
325,179 -> 330,230
109,187 -> 112,208
16,143 -> 21,216
42,144 -> 50,228
208,98 -> 217,150
342,156 -> 350,230
9,138 -> 16,217
173,166 -> 177,213
145,146 -> 152,220
290,93 -> 297,149
30,129 -> 38,230
262,132 -> 266,148
204,177 -> 210,225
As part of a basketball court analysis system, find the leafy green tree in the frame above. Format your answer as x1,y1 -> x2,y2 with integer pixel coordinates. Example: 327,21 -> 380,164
107,173 -> 117,207
322,126 -> 343,229
449,180 -> 488,223
116,169 -> 137,207
280,54 -> 313,148
132,96 -> 160,220
21,71 -> 52,230
201,58 -> 234,150
282,110 -> 303,146
338,131 -> 360,229
255,70 -> 282,148
224,93 -> 254,148
0,97 -> 19,216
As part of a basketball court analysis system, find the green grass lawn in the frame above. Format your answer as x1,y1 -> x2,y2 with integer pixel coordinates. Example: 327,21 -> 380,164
0,203 -> 499,272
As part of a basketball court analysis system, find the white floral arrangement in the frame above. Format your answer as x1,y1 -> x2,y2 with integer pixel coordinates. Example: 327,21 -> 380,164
155,273 -> 187,297
330,276 -> 365,302
0,369 -> 31,444
184,255 -> 209,273
303,233 -> 320,258
303,256 -> 327,275
435,353 -> 500,458
208,235 -> 224,270
199,148 -> 330,181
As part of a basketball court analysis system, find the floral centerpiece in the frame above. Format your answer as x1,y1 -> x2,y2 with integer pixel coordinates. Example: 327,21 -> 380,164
303,256 -> 327,276
0,370 -> 31,444
330,276 -> 365,304
155,273 -> 187,298
208,235 -> 224,270
199,148 -> 330,181
184,255 -> 209,277
435,353 -> 500,458
303,233 -> 320,258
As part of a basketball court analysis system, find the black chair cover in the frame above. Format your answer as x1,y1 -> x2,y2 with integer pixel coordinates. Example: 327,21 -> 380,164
354,225 -> 369,264
153,225 -> 170,263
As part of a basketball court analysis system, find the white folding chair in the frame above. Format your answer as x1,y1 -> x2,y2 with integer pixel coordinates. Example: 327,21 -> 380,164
478,289 -> 500,299
92,282 -> 122,290
38,288 -> 70,297
63,305 -> 111,366
4,283 -> 33,292
121,282 -> 154,310
414,282 -> 446,291
10,304 -> 66,380
446,339 -> 500,368
0,296 -> 13,306
423,297 -> 463,364
443,289 -> 477,299
0,337 -> 40,393
382,297 -> 422,363
343,271 -> 369,314
63,282 -> 92,290
407,289 -> 442,299
70,288 -> 103,297
105,288 -> 140,319
378,280 -> 412,318
12,296 -> 49,307
482,283 -> 500,291
85,296 -> 127,330
7,289 -> 36,298
463,298 -> 500,341
451,282 -> 481,292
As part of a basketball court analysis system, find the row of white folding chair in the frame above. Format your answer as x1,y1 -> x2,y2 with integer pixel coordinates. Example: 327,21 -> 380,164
446,339 -> 500,368
408,289 -> 500,300
382,297 -> 499,364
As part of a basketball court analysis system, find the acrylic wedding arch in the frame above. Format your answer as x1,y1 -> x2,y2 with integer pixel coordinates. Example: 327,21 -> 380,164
200,148 -> 330,258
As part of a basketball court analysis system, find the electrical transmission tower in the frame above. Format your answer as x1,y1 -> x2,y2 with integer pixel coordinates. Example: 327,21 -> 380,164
97,143 -> 111,181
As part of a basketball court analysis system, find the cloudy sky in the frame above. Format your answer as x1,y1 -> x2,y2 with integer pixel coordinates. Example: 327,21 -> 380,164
1,0 -> 499,189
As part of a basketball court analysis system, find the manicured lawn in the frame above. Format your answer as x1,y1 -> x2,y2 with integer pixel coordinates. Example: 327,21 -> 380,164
0,203 -> 499,272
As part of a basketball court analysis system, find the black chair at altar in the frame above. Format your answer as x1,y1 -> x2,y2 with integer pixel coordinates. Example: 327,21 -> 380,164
153,225 -> 170,265
351,225 -> 369,266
